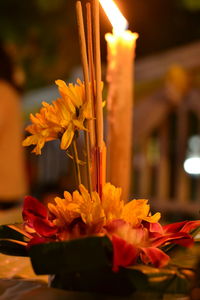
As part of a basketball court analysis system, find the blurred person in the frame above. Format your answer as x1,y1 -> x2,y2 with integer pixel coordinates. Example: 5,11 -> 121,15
0,42 -> 28,209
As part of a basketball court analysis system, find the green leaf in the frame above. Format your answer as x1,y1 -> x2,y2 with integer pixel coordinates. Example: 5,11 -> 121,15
0,239 -> 28,257
0,224 -> 26,242
132,264 -> 191,295
50,268 -> 148,296
148,272 -> 190,294
29,236 -> 150,296
29,236 -> 113,275
191,226 -> 200,239
170,242 -> 200,269
122,267 -> 148,292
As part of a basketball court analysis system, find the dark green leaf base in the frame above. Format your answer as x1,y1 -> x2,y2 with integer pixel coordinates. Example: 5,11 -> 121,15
29,236 -> 193,297
0,225 -> 196,298
49,268 -> 147,296
29,236 -> 147,296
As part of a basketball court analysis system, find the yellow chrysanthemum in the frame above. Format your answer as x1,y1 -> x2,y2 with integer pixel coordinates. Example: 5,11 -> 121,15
48,183 -> 160,230
48,184 -> 105,227
121,199 -> 161,227
55,79 -> 92,120
48,191 -> 80,227
101,183 -> 160,226
102,183 -> 123,221
23,79 -> 91,155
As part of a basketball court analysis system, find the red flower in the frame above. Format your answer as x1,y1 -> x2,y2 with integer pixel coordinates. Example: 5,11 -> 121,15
163,220 -> 200,234
146,220 -> 200,248
106,219 -> 200,272
23,196 -> 58,243
112,235 -> 139,272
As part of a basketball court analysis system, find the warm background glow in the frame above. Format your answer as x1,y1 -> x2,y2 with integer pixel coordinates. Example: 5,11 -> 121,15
99,0 -> 128,35
0,0 -> 199,219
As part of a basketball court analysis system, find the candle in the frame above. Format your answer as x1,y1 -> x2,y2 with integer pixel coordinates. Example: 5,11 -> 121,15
100,0 -> 138,201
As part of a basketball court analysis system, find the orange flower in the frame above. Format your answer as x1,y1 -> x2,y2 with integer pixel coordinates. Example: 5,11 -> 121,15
121,199 -> 161,226
48,183 -> 160,229
23,194 -> 200,271
102,183 -> 160,226
48,185 -> 105,227
101,183 -> 123,220
23,79 -> 91,154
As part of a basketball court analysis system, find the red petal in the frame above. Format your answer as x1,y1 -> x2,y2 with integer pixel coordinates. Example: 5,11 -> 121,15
105,219 -> 127,234
163,221 -> 189,233
112,235 -> 138,272
147,222 -> 163,234
141,247 -> 169,268
27,236 -> 48,248
33,217 -> 58,237
180,221 -> 200,233
143,222 -> 164,239
23,196 -> 48,222
162,220 -> 200,234
152,232 -> 194,248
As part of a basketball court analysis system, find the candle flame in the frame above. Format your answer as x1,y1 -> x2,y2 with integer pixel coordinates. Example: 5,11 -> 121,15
99,0 -> 128,35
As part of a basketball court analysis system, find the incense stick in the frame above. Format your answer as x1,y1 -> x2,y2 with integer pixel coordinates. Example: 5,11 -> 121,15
86,2 -> 96,148
76,1 -> 92,193
93,0 -> 103,149
92,0 -> 105,197
76,0 -> 105,196
86,2 -> 97,191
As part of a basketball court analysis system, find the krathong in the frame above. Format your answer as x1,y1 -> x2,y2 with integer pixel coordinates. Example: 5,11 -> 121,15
22,191 -> 200,274
0,0 -> 200,297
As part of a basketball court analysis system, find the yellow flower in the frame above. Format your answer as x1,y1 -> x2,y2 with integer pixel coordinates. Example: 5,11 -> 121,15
121,199 -> 161,227
22,100 -> 68,155
55,79 -> 92,120
23,79 -> 91,155
48,191 -> 79,227
102,183 -> 123,221
102,183 -> 160,226
48,183 -> 160,230
48,185 -> 105,227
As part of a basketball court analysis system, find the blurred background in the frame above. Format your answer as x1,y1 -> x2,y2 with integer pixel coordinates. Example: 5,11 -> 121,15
0,0 -> 200,221
1,0 -> 200,89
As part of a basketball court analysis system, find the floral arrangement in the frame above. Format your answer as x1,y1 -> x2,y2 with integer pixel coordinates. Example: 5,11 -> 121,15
22,189 -> 200,272
0,0 -> 200,298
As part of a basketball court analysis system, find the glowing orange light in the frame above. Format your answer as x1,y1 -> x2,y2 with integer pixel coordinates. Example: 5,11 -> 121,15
99,0 -> 128,35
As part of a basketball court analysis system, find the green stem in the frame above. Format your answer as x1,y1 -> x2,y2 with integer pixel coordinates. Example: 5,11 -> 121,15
72,138 -> 81,187
84,123 -> 92,194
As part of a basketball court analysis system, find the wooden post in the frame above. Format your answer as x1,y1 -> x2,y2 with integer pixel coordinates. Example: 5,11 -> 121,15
138,140 -> 152,198
176,107 -> 190,203
157,120 -> 170,202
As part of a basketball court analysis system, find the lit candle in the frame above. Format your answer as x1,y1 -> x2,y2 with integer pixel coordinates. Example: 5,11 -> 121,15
100,0 -> 138,201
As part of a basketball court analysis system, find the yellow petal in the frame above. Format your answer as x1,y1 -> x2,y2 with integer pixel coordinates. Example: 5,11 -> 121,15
48,203 -> 60,218
72,119 -> 87,130
60,124 -> 74,150
79,184 -> 91,203
22,135 -> 38,146
64,191 -> 73,202
122,199 -> 160,226
102,183 -> 123,221
32,139 -> 45,155
142,212 -> 161,223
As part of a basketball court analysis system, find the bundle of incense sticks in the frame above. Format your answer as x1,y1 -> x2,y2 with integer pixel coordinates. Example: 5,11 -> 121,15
76,0 -> 106,197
